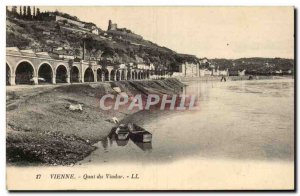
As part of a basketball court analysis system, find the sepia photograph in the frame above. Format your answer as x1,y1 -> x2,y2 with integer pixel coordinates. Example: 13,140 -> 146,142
5,5 -> 295,191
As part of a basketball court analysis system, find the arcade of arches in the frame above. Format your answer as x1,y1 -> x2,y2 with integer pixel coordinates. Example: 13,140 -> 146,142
6,60 -> 165,85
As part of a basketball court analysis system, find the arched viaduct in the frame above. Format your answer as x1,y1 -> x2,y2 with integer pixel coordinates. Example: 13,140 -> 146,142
6,47 -> 167,86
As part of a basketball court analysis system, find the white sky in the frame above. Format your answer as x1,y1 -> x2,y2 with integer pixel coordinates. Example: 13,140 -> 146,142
36,6 -> 294,59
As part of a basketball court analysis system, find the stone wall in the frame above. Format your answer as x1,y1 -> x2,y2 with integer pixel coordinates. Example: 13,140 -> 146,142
56,15 -> 85,28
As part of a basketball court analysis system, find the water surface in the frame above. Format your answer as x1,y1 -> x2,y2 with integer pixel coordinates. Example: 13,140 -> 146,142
80,79 -> 294,164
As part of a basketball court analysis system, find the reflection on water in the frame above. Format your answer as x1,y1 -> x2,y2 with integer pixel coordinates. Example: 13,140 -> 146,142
102,128 -> 152,151
80,79 -> 294,165
134,142 -> 152,151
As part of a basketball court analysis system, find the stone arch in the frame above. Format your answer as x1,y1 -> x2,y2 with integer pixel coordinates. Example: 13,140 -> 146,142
133,71 -> 137,80
150,70 -> 154,77
15,60 -> 35,84
116,70 -> 121,81
103,69 -> 109,81
141,71 -> 145,79
97,68 -> 103,82
15,59 -> 36,76
56,64 -> 68,83
110,70 -> 116,81
6,63 -> 12,85
144,72 -> 147,79
127,71 -> 131,80
146,70 -> 150,79
6,62 -> 13,76
38,62 -> 53,84
84,67 -> 94,82
121,70 -> 125,80
71,66 -> 80,83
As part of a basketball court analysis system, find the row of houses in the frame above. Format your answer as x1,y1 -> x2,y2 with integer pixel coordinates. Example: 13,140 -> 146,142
176,58 -> 293,78
177,61 -> 230,77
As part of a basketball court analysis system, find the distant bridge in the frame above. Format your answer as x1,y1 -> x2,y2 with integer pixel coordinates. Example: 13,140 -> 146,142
6,47 -> 168,85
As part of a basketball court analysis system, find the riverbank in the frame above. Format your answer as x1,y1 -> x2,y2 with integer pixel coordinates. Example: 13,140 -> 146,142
177,75 -> 293,82
7,78 -> 294,190
6,78 -> 184,165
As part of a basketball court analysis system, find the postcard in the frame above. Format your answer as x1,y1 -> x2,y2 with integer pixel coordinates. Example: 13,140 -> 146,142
6,6 -> 294,190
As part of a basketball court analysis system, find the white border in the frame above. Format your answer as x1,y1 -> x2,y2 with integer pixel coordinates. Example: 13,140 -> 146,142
1,0 -> 298,195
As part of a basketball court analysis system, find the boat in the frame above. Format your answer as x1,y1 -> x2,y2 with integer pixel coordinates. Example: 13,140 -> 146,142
132,141 -> 152,151
115,124 -> 130,140
128,123 -> 152,143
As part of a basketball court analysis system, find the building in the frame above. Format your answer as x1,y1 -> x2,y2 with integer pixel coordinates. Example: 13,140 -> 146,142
179,62 -> 200,77
228,70 -> 246,76
55,15 -> 85,28
108,20 -> 118,31
200,69 -> 212,76
239,70 -> 246,76
137,64 -> 150,70
211,67 -> 229,76
51,49 -> 74,60
84,23 -> 101,35
149,64 -> 155,70
199,58 -> 209,64
42,31 -> 51,35
91,27 -> 99,35
219,69 -> 229,76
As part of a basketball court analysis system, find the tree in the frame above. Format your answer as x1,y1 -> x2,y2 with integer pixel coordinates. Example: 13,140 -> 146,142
11,6 -> 17,15
6,6 -> 13,17
27,6 -> 31,19
19,6 -> 22,16
23,6 -> 26,18
33,6 -> 36,18
74,48 -> 81,59
36,8 -> 40,15
36,8 -> 41,20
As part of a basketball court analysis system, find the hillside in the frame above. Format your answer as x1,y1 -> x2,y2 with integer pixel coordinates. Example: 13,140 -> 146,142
6,7 -> 294,74
6,8 -> 199,72
209,58 -> 294,74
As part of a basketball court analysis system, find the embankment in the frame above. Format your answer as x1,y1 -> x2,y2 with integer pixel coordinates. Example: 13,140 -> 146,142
6,78 -> 184,165
177,75 -> 293,82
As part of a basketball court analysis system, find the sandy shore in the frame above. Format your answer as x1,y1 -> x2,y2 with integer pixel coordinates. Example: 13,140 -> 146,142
6,78 -> 184,165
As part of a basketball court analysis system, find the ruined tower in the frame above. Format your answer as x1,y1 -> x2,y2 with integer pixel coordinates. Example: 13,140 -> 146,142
108,20 -> 112,31
107,20 -> 117,31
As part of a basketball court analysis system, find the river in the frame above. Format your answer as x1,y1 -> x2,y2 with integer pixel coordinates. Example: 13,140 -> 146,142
79,79 -> 294,165
7,79 -> 294,190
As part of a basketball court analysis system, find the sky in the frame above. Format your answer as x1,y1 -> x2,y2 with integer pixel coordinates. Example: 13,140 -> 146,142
37,6 -> 294,59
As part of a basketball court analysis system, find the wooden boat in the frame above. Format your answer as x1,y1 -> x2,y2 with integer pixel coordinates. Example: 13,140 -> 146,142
128,123 -> 152,143
115,139 -> 129,146
132,141 -> 152,151
115,124 -> 130,140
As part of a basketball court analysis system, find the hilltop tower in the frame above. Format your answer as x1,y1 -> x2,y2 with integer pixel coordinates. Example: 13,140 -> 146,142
107,20 -> 117,31
108,20 -> 112,30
